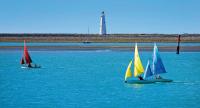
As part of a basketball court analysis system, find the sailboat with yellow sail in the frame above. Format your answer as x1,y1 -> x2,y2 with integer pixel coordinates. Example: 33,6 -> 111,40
124,43 -> 155,84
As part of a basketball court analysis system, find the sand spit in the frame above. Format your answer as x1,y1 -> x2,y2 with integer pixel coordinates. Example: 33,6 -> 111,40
1,34 -> 200,42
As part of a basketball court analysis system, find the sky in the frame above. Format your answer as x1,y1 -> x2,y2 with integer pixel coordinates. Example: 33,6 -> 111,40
0,0 -> 199,34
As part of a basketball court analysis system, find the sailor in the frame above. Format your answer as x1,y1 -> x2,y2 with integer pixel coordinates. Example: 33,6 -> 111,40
155,75 -> 162,79
28,63 -> 32,68
138,76 -> 144,80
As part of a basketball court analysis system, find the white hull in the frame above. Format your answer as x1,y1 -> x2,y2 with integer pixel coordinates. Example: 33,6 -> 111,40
21,66 -> 29,68
21,65 -> 41,68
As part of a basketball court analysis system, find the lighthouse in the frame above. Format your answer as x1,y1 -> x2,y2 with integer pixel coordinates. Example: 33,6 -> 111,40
99,11 -> 107,35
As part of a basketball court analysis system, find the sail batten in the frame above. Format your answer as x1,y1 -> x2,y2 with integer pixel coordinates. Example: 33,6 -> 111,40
152,44 -> 166,75
134,43 -> 144,77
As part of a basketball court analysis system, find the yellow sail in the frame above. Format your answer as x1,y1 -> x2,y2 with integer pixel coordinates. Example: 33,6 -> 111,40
134,43 -> 144,77
125,60 -> 132,81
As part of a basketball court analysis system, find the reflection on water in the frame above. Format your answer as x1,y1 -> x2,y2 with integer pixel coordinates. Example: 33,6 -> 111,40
125,83 -> 145,89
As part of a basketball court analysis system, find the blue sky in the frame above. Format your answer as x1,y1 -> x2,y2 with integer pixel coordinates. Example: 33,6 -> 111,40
0,0 -> 199,34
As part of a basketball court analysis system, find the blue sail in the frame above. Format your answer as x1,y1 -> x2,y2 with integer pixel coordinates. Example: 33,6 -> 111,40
143,60 -> 153,79
152,43 -> 166,75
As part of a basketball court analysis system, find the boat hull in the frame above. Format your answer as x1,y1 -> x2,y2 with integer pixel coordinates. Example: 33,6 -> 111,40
125,80 -> 155,84
21,65 -> 41,68
152,79 -> 173,82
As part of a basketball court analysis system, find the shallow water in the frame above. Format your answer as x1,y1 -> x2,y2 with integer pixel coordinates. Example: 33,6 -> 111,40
0,50 -> 200,108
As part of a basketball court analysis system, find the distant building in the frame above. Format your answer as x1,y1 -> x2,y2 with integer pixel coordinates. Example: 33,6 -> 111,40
99,11 -> 107,35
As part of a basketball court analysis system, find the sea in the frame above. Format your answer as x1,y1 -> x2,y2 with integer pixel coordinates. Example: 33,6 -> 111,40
0,42 -> 200,108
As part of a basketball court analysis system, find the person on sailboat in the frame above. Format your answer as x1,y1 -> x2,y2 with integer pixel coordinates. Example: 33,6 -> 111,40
155,75 -> 162,79
138,76 -> 144,80
28,63 -> 32,68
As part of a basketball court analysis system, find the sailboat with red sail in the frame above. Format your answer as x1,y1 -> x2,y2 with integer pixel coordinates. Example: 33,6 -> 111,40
21,40 -> 41,68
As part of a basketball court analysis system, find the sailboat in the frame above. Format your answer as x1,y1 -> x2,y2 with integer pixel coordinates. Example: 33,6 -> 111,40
124,43 -> 155,84
151,43 -> 172,82
83,27 -> 91,44
20,40 -> 41,68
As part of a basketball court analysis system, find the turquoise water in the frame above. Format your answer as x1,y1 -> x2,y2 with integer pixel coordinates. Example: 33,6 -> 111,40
0,50 -> 200,108
0,42 -> 200,47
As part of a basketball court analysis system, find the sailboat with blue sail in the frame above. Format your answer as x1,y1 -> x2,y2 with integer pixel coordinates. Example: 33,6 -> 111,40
124,43 -> 155,84
151,43 -> 172,82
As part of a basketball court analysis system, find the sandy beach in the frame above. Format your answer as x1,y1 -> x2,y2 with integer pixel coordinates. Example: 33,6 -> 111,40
1,34 -> 200,42
1,34 -> 200,51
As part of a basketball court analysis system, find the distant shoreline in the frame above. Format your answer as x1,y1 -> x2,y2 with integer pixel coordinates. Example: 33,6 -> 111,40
1,33 -> 200,51
1,33 -> 200,42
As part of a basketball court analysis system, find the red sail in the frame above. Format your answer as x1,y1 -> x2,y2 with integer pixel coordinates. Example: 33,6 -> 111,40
20,57 -> 25,64
24,40 -> 32,64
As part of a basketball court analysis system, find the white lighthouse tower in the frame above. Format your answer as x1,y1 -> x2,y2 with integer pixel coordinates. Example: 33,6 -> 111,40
99,11 -> 107,35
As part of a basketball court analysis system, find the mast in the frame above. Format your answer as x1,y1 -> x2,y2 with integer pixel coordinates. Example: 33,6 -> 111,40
88,26 -> 90,36
152,43 -> 166,75
176,35 -> 181,54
